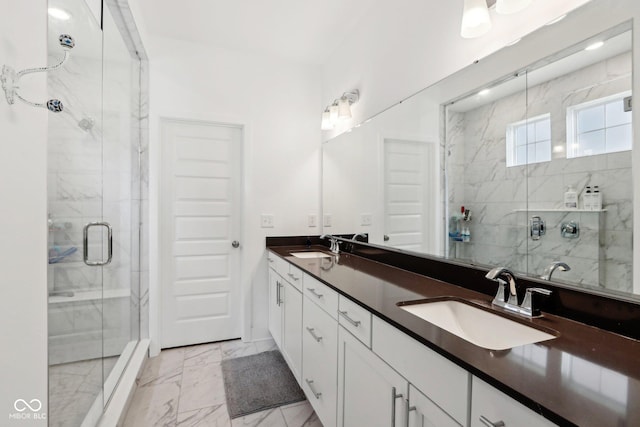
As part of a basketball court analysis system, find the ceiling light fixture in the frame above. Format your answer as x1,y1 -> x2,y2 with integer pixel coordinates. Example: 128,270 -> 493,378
496,0 -> 531,15
320,90 -> 359,130
48,7 -> 72,21
585,41 -> 604,51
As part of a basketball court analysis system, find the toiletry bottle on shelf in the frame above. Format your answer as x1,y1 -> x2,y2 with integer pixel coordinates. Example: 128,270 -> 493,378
462,226 -> 470,243
583,186 -> 593,210
564,185 -> 578,209
592,186 -> 602,210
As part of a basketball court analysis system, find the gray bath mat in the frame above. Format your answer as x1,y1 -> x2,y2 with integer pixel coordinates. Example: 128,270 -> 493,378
221,350 -> 305,418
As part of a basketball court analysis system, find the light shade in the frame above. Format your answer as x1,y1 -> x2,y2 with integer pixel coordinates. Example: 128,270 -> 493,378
329,103 -> 339,123
461,0 -> 492,39
338,97 -> 352,120
321,109 -> 333,130
496,0 -> 532,15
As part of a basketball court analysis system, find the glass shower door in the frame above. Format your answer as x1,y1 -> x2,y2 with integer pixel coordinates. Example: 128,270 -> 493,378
47,0 -> 105,425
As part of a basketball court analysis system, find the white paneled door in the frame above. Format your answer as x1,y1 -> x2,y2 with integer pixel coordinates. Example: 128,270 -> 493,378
161,119 -> 243,349
383,139 -> 436,253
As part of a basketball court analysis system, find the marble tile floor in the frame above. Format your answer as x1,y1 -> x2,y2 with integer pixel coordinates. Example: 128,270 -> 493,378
122,338 -> 323,427
48,356 -> 118,427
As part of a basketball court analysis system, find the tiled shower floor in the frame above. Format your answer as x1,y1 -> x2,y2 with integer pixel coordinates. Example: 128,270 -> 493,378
122,339 -> 322,426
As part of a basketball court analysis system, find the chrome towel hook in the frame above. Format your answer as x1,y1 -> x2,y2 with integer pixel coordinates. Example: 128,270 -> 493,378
1,34 -> 75,113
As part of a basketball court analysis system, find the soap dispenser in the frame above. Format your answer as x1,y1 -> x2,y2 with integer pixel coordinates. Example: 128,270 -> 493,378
564,185 -> 578,209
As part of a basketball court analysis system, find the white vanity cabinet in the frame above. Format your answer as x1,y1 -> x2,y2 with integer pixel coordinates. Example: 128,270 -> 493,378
267,251 -> 303,382
337,327 -> 406,427
372,316 -> 470,426
470,377 -> 558,427
302,281 -> 339,427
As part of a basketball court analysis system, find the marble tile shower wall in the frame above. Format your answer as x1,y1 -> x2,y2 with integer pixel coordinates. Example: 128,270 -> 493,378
447,52 -> 632,291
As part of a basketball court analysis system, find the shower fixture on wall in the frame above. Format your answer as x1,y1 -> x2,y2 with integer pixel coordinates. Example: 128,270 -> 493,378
1,34 -> 74,113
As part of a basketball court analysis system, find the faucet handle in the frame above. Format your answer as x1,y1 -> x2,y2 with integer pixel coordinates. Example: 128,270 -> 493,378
491,279 -> 508,307
521,287 -> 552,317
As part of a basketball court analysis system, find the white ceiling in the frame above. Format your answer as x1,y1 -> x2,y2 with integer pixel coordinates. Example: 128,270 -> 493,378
135,0 -> 375,64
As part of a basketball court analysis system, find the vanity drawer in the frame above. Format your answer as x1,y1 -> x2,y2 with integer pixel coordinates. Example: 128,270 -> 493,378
338,296 -> 372,348
303,273 -> 338,319
286,264 -> 303,291
372,316 -> 470,425
471,376 -> 557,427
267,250 -> 288,277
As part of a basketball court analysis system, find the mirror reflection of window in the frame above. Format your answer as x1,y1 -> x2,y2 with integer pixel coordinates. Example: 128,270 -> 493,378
566,91 -> 633,158
506,113 -> 552,167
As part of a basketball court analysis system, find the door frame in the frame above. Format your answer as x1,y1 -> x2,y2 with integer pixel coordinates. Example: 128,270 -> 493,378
150,114 -> 250,356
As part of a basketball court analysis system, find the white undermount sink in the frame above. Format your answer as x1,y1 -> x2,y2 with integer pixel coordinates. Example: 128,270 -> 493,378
290,251 -> 332,259
399,299 -> 556,351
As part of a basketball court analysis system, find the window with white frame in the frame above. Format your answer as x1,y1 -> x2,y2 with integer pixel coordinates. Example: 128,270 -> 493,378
566,91 -> 632,158
506,113 -> 552,167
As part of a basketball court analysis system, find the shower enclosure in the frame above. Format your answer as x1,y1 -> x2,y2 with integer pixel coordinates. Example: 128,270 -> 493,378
47,0 -> 144,425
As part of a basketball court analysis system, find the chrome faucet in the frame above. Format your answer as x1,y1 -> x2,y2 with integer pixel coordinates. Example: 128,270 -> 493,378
485,266 -> 552,318
320,234 -> 340,254
351,233 -> 367,242
541,261 -> 570,281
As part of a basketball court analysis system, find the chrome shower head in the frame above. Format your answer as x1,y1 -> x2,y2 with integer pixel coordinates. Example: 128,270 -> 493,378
59,34 -> 75,49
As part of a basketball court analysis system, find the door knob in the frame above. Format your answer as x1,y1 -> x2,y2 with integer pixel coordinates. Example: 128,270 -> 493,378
232,240 -> 240,248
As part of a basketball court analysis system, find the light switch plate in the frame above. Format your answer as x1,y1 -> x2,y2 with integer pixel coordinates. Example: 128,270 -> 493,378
361,213 -> 372,226
260,214 -> 274,228
323,214 -> 332,227
308,214 -> 317,227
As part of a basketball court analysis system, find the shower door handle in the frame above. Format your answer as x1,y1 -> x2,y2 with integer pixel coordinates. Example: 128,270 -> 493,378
83,222 -> 113,266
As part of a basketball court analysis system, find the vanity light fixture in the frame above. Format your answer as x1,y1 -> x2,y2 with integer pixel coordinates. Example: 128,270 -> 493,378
320,90 -> 359,130
460,0 -> 492,38
585,41 -> 604,51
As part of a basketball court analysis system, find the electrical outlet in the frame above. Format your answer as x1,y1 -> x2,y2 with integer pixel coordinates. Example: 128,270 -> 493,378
361,213 -> 372,226
308,214 -> 317,227
323,214 -> 332,227
260,214 -> 274,228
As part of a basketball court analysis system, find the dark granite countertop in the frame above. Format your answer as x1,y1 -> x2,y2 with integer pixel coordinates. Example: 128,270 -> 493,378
267,244 -> 640,427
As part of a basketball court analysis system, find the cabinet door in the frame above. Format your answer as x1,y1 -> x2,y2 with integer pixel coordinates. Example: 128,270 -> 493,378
282,281 -> 302,383
338,327 -> 407,427
268,270 -> 283,348
408,385 -> 460,427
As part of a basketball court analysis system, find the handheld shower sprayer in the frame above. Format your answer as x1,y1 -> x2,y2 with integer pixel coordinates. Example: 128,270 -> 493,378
1,34 -> 75,113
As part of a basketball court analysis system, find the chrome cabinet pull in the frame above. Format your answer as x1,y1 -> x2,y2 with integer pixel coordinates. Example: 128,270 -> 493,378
267,258 -> 274,263
83,222 -> 113,266
287,272 -> 300,281
405,400 -> 416,427
305,379 -> 322,399
232,240 -> 240,248
339,310 -> 361,327
479,415 -> 505,427
391,387 -> 403,427
306,327 -> 323,342
308,288 -> 323,299
277,282 -> 283,306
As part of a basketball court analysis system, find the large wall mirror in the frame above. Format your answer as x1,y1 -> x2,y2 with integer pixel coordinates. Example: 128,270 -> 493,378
322,0 -> 639,298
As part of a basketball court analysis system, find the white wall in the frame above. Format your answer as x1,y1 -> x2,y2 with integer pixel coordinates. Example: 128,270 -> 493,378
134,33 -> 322,352
322,0 -> 592,138
0,0 -> 48,424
